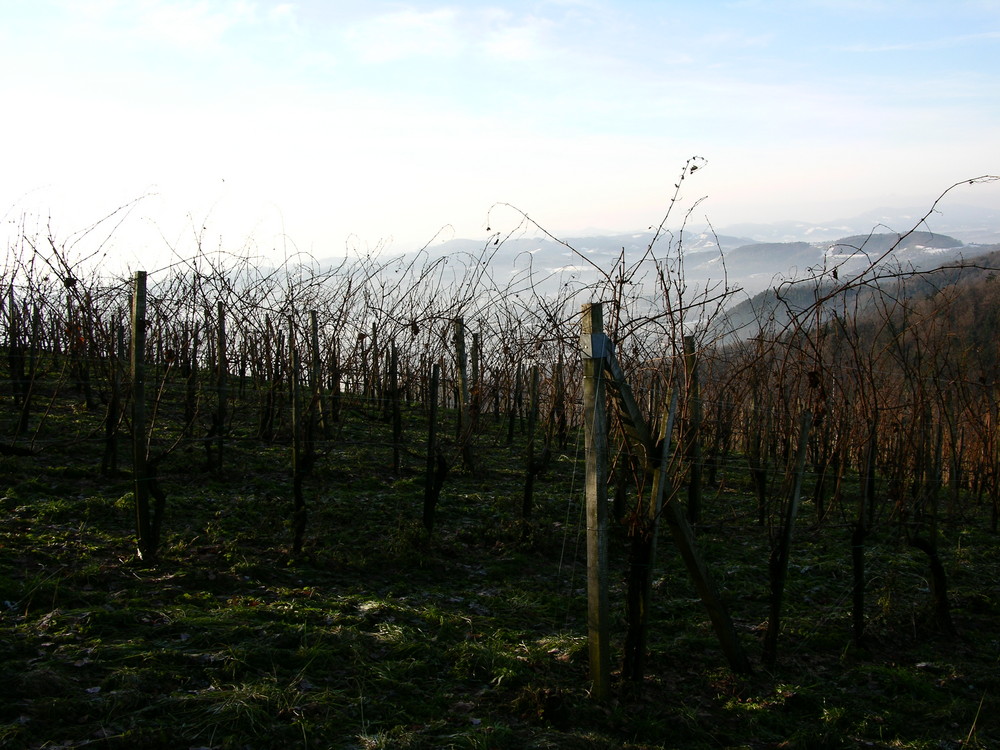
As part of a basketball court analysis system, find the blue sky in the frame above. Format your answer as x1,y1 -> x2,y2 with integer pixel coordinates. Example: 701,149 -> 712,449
2,0 -> 999,267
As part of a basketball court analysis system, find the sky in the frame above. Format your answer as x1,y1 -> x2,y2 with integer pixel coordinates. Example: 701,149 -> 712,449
2,0 -> 999,271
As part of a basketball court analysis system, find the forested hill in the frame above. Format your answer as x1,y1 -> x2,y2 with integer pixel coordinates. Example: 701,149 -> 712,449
714,243 -> 1000,344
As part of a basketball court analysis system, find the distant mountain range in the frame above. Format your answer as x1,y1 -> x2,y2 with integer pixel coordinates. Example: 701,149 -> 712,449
386,203 -> 997,296
316,204 -> 1000,318
716,203 -> 1000,246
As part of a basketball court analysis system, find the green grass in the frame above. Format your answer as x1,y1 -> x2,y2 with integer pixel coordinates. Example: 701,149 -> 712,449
1,387 -> 999,749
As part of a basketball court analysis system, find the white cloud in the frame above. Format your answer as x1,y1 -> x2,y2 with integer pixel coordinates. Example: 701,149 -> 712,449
269,3 -> 297,25
838,30 -> 1000,53
482,14 -> 552,61
138,0 -> 257,47
62,0 -> 259,50
345,8 -> 464,63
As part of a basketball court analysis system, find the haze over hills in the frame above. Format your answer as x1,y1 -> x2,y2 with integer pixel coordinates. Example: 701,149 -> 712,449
716,203 -> 1000,246
367,203 -> 1000,301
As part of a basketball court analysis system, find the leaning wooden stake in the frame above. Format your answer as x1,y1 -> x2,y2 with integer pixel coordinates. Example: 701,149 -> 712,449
581,303 -> 611,701
601,323 -> 751,675
131,271 -> 154,561
762,409 -> 813,667
623,388 -> 678,682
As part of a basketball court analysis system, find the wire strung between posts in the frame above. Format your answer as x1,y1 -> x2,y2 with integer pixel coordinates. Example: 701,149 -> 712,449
558,416 -> 586,600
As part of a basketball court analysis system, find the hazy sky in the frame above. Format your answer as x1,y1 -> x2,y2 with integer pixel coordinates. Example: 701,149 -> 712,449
3,0 -> 999,268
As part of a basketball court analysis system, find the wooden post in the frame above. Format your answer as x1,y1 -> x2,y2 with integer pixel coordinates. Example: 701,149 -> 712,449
215,300 -> 227,474
684,335 -> 703,524
102,317 -> 124,476
552,350 -> 568,449
453,318 -> 476,472
369,321 -> 380,406
309,310 -> 328,439
258,317 -> 276,440
507,362 -> 521,445
8,288 -> 29,436
423,362 -> 447,531
471,330 -> 481,431
330,335 -> 342,424
131,271 -> 153,561
522,365 -> 540,519
238,343 -> 247,399
13,302 -> 40,438
290,317 -> 306,554
390,339 -> 402,474
853,414 -> 877,644
581,302 -> 611,700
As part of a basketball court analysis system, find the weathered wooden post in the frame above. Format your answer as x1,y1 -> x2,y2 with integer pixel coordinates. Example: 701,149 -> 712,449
7,289 -> 30,436
390,339 -> 402,474
289,317 -> 306,554
215,300 -> 227,474
102,317 -> 125,476
423,361 -> 447,532
522,365 -> 541,519
581,302 -> 611,700
258,316 -> 279,440
309,310 -> 328,439
507,362 -> 521,446
369,321 -> 380,406
684,335 -> 703,524
131,271 -> 154,561
329,336 -> 342,424
471,330 -> 481,431
453,318 -> 476,472
25,305 -> 40,432
554,349 -> 568,449
182,322 -> 197,437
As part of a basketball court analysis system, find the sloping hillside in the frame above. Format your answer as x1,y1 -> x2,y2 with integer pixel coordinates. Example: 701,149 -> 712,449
713,244 -> 1000,342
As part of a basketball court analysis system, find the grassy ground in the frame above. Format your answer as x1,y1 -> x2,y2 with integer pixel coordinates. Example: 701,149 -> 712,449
2,395 -> 999,749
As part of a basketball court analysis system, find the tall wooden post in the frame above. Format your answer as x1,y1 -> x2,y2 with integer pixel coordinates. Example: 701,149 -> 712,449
471,331 -> 481,430
423,362 -> 446,532
684,335 -> 703,524
309,310 -> 328,439
8,288 -> 29,436
581,303 -> 611,700
507,362 -> 521,445
390,339 -> 402,474
103,317 -> 124,476
290,317 -> 306,554
522,365 -> 541,519
215,300 -> 227,474
453,318 -> 476,472
131,271 -> 153,560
